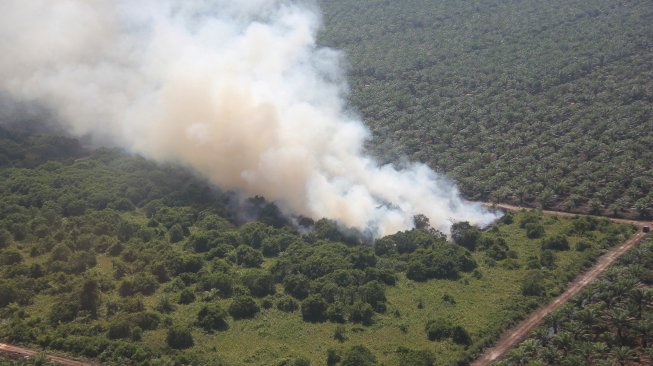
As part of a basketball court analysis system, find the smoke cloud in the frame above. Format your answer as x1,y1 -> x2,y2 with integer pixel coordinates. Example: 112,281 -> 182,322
0,0 -> 498,237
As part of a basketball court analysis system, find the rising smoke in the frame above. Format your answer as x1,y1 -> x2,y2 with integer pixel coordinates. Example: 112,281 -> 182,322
0,0 -> 499,237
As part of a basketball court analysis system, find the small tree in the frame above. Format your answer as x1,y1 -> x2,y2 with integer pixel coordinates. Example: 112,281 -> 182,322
166,326 -> 194,349
450,222 -> 481,251
0,229 -> 12,249
525,223 -> 545,239
228,296 -> 260,319
79,279 -> 100,317
341,345 -> 377,366
178,288 -> 195,304
521,271 -> 546,296
425,318 -> 452,341
168,224 -> 185,243
197,304 -> 228,331
276,295 -> 299,312
301,294 -> 327,322
451,325 -> 472,345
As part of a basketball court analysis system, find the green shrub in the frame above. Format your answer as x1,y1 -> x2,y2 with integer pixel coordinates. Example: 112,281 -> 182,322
197,304 -> 228,331
301,294 -> 327,322
340,345 -> 377,366
525,223 -> 545,239
166,326 -> 194,349
276,295 -> 299,312
425,318 -> 452,341
228,296 -> 260,319
178,288 -> 195,304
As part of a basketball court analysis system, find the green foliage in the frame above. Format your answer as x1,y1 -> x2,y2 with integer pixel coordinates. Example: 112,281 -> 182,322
340,345 -> 377,366
0,229 -> 12,248
228,295 -> 260,320
540,235 -> 570,251
178,288 -> 196,304
0,125 -> 640,365
506,239 -> 653,365
521,271 -> 546,296
301,294 -> 328,322
197,304 -> 228,331
166,326 -> 194,349
525,223 -> 545,239
450,222 -> 481,251
168,224 -> 184,243
233,245 -> 264,268
317,0 -> 653,217
425,318 -> 452,341
276,295 -> 299,312
395,347 -> 435,366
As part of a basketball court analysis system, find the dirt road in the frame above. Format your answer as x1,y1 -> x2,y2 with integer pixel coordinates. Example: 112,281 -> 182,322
485,202 -> 650,227
471,203 -> 650,366
0,343 -> 94,366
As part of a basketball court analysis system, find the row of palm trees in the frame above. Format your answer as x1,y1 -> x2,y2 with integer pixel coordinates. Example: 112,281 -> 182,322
497,239 -> 653,366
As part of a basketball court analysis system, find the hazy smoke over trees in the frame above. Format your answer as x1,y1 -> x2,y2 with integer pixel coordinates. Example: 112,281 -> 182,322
0,0 -> 498,236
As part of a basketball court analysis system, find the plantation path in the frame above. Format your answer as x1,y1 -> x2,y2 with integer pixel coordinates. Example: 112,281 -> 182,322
472,203 -> 651,366
0,343 -> 94,366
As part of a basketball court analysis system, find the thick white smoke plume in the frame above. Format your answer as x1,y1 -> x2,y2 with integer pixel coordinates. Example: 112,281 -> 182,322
0,0 -> 498,237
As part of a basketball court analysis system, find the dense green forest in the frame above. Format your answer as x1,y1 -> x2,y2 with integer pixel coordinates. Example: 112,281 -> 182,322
498,237 -> 653,366
317,0 -> 653,217
0,127 -> 637,365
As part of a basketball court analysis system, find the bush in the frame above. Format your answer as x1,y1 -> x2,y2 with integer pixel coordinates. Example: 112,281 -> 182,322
130,311 -> 161,330
0,229 -> 12,248
334,325 -> 347,342
241,270 -> 275,297
425,318 -> 452,341
396,347 -> 435,366
525,223 -> 545,239
575,240 -> 591,251
233,245 -> 264,268
197,304 -> 228,331
0,250 -> 23,265
108,320 -> 132,340
168,224 -> 185,243
450,222 -> 481,251
327,349 -> 341,366
284,274 -> 311,299
199,272 -> 233,297
540,250 -> 556,269
541,235 -> 570,251
166,326 -> 194,349
228,296 -> 260,319
291,357 -> 311,366
178,288 -> 195,304
301,294 -> 327,322
349,301 -> 374,325
340,345 -> 377,366
521,271 -> 546,296
276,295 -> 299,312
373,237 -> 395,256
451,326 -> 472,345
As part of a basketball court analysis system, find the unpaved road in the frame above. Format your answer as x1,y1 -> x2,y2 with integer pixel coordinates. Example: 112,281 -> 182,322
472,203 -> 651,366
0,343 -> 94,365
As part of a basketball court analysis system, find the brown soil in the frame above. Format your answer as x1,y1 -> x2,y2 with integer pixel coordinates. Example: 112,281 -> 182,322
471,203 -> 651,365
0,343 -> 95,365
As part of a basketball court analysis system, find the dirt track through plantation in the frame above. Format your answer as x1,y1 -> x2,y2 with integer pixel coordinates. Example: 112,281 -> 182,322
471,203 -> 650,365
0,342 -> 93,366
